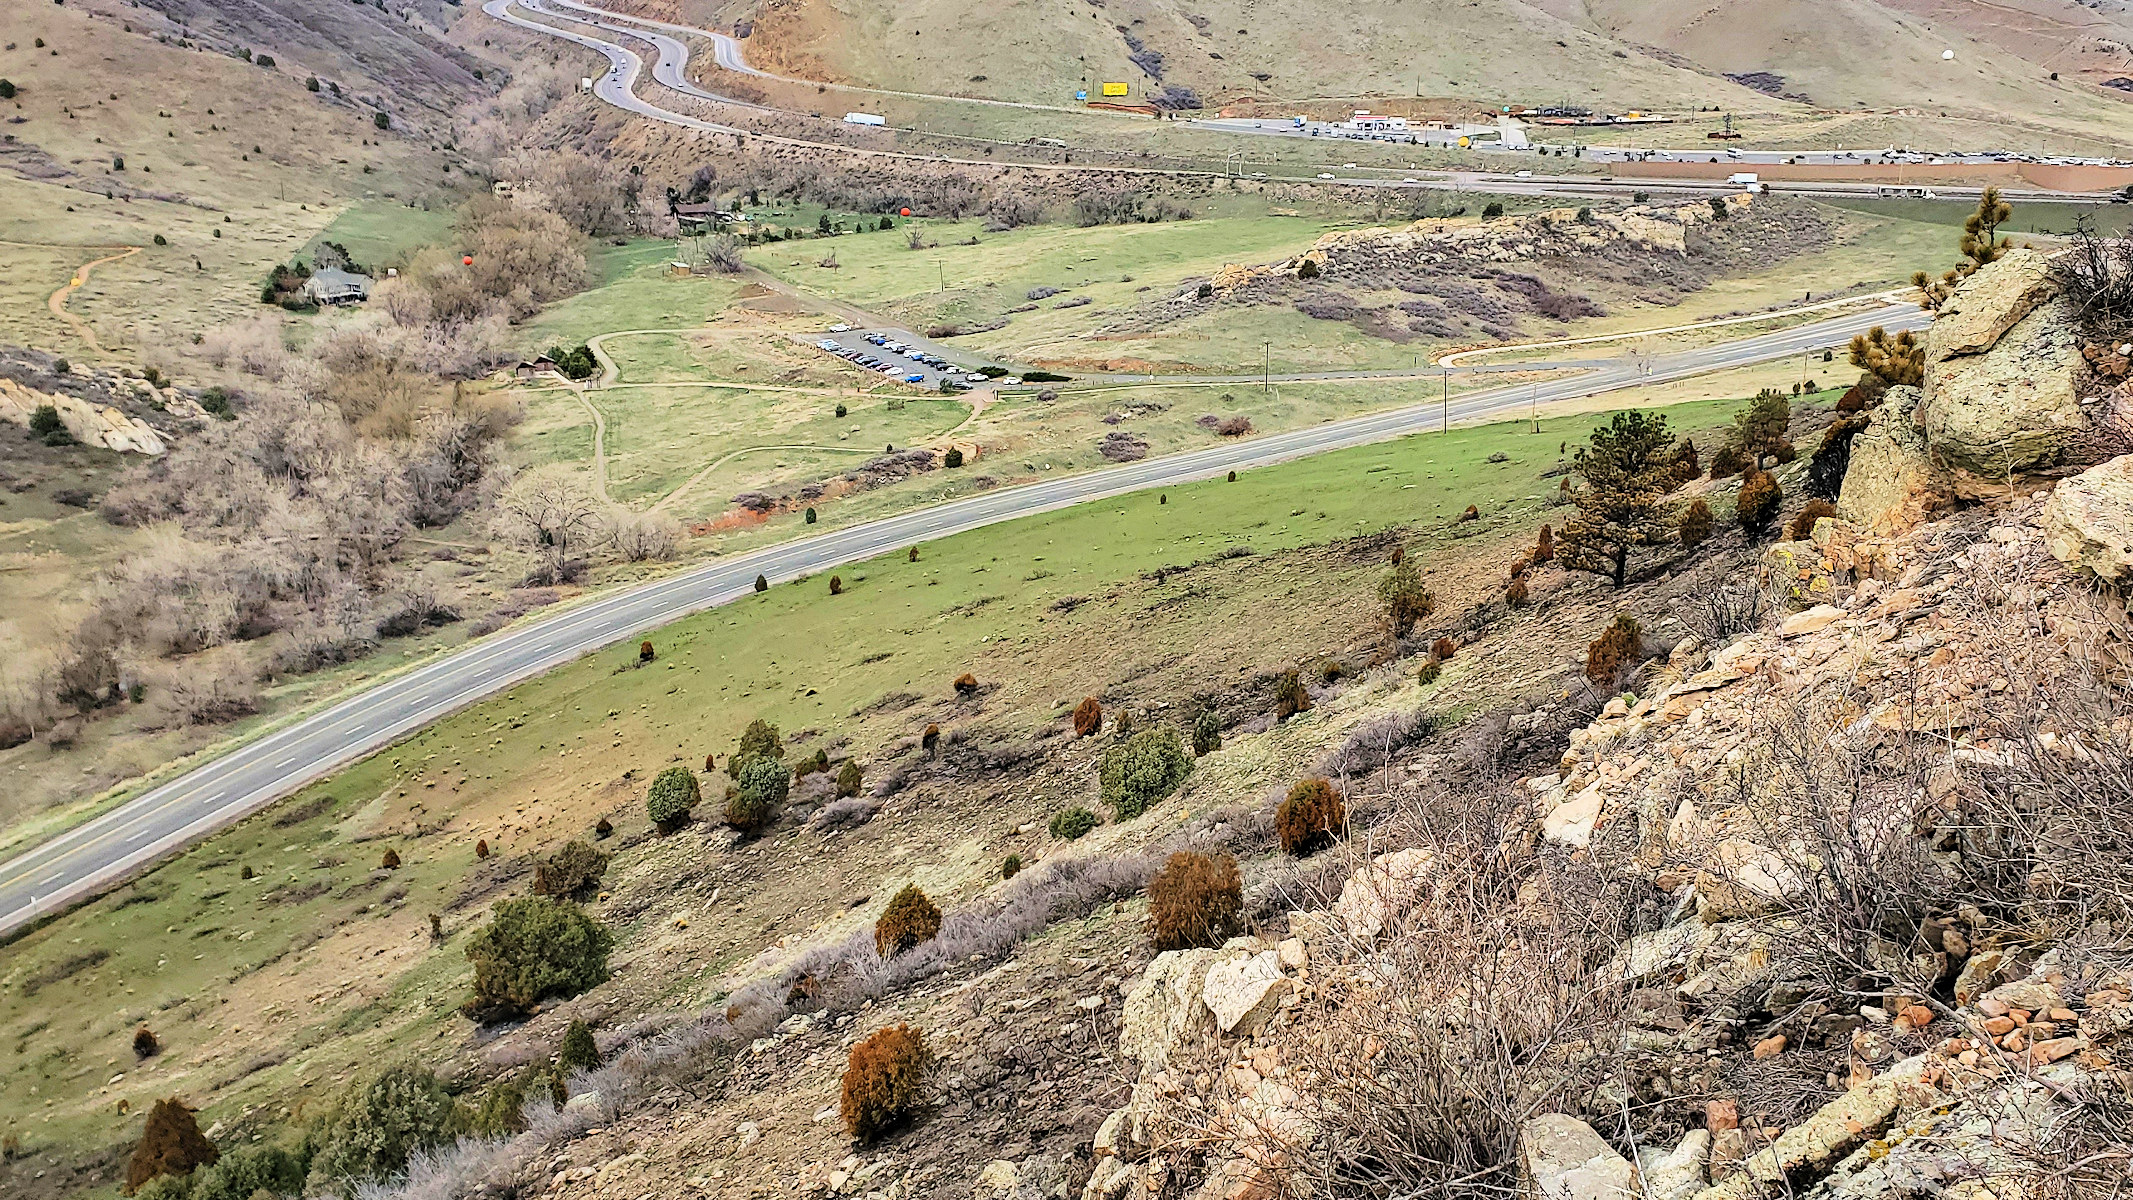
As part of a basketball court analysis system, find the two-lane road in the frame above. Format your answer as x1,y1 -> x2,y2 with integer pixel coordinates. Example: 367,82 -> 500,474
0,300 -> 1925,935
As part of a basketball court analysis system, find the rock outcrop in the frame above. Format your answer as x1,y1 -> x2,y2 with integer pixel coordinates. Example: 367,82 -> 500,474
0,376 -> 167,454
2041,452 -> 2133,583
1834,385 -> 1947,535
1916,249 -> 2093,486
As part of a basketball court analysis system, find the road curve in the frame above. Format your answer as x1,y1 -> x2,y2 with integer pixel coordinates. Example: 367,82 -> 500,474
0,300 -> 1924,935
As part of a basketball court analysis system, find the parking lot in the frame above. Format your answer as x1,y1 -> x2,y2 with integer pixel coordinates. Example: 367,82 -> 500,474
807,326 -> 1022,391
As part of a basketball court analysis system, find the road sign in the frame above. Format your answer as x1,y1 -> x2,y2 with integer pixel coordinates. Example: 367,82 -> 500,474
1101,82 -> 1130,97
1076,89 -> 1087,101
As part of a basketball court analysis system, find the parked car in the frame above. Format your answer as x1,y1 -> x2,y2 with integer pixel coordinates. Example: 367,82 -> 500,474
829,324 -> 851,333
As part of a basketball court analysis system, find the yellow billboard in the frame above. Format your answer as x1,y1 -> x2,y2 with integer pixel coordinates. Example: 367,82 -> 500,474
1100,82 -> 1130,97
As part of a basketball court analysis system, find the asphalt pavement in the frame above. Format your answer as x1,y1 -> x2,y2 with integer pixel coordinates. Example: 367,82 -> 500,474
0,300 -> 1927,936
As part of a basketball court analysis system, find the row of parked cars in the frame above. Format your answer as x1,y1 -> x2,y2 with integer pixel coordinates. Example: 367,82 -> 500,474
814,328 -> 1018,389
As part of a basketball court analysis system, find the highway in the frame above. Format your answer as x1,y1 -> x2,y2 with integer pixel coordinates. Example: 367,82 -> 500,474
0,299 -> 1927,936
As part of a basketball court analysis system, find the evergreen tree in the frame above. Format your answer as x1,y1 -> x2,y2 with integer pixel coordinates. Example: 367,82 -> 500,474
1558,410 -> 1681,587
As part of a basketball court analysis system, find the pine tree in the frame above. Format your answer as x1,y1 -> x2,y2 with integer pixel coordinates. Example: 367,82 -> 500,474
1913,187 -> 2012,311
1849,326 -> 1924,388
1558,411 -> 1680,587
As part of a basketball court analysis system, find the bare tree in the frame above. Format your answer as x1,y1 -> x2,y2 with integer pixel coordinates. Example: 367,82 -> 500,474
496,469 -> 602,559
610,510 -> 681,562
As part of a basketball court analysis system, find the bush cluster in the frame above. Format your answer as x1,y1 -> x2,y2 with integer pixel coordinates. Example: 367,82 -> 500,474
309,1062 -> 465,1190
1585,614 -> 1643,688
557,1018 -> 599,1074
461,897 -> 612,1022
1707,444 -> 1748,479
1099,726 -> 1193,819
726,754 -> 789,832
841,1025 -> 931,1141
1147,851 -> 1242,950
874,885 -> 944,956
834,758 -> 864,797
1049,806 -> 1100,840
1376,558 -> 1436,638
645,766 -> 700,831
1275,779 -> 1346,856
531,840 -> 608,901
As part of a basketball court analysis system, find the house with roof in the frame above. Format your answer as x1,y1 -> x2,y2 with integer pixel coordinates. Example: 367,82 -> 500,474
303,267 -> 373,305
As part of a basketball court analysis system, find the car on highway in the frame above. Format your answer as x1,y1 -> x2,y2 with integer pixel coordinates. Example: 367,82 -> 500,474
1316,172 -> 1336,179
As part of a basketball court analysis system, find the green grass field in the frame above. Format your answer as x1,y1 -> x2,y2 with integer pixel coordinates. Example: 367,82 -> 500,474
305,201 -> 459,275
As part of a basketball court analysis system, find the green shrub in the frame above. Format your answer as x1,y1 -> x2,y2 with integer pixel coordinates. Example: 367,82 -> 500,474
755,574 -> 768,592
1376,558 -> 1436,638
1297,257 -> 1320,279
841,1025 -> 931,1141
188,1142 -> 309,1200
28,403 -> 63,436
557,1018 -> 599,1074
307,1063 -> 465,1192
461,898 -> 612,1023
1707,443 -> 1748,479
373,111 -> 390,130
469,1077 -> 527,1137
874,884 -> 943,956
532,841 -> 608,900
126,1098 -> 218,1195
1190,707 -> 1221,755
1147,851 -> 1241,950
0,81 -> 16,101
735,718 -> 784,764
645,766 -> 700,831
1416,659 -> 1442,685
1001,853 -> 1022,880
1482,202 -> 1505,218
1099,726 -> 1192,820
1275,778 -> 1345,856
835,758 -> 863,797
1049,806 -> 1099,840
152,233 -> 168,246
1274,669 -> 1311,721
805,507 -> 817,524
725,754 -> 788,832
943,447 -> 965,468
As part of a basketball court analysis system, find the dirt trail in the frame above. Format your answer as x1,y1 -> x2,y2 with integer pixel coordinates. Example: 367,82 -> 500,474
44,245 -> 141,351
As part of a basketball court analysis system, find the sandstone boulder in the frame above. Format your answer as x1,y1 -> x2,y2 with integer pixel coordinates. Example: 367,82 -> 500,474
1200,951 -> 1289,1035
1919,253 -> 2089,482
1520,1113 -> 1635,1199
2041,453 -> 2133,583
1836,386 -> 1948,535
1693,839 -> 1808,920
1119,949 -> 1222,1071
1639,1129 -> 1710,1200
1332,847 -> 1436,940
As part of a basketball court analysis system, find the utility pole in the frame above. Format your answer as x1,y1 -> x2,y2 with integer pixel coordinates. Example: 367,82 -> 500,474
1262,342 -> 1270,394
1441,367 -> 1450,433
935,259 -> 944,293
1530,380 -> 1540,433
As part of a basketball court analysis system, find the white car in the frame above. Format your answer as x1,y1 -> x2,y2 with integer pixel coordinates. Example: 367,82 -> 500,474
1000,377 -> 1022,385
829,324 -> 851,333
1514,170 -> 1533,178
1316,172 -> 1336,180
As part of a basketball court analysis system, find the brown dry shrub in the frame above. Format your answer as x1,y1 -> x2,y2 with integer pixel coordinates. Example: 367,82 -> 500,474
1788,499 -> 1837,541
1585,614 -> 1642,687
1708,443 -> 1749,479
1506,577 -> 1530,608
921,723 -> 941,753
1457,504 -> 1480,522
1680,498 -> 1714,550
1147,850 -> 1242,950
126,1098 -> 218,1194
1072,696 -> 1103,737
380,848 -> 401,870
133,1026 -> 160,1059
1737,469 -> 1782,536
953,672 -> 979,697
475,839 -> 490,859
1534,524 -> 1554,563
841,1025 -> 931,1142
1429,637 -> 1455,662
1276,778 -> 1347,856
874,884 -> 943,957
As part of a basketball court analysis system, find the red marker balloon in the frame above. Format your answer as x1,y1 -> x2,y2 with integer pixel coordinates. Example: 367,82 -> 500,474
899,207 -> 911,217
463,255 -> 474,266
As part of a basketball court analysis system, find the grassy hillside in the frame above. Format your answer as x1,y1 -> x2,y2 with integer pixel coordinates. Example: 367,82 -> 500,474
0,384 -> 1824,1199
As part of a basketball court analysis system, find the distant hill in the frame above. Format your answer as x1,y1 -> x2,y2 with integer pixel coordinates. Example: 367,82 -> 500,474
655,0 -> 2131,149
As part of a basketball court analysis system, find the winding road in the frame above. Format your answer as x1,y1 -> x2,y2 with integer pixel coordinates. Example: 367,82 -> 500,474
0,298 -> 1926,936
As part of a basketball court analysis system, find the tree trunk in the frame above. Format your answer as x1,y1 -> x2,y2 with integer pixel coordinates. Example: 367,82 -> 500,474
1611,544 -> 1627,587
